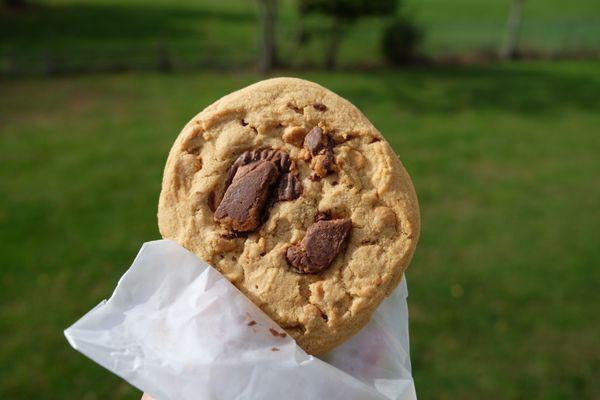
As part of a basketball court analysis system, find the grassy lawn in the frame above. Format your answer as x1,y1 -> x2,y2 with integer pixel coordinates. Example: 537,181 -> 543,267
1,60 -> 599,399
1,0 -> 599,74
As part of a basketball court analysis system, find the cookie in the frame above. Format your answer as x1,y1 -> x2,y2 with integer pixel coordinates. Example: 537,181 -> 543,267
158,77 -> 420,355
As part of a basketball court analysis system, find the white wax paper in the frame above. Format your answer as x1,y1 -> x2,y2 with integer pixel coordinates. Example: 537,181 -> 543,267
65,240 -> 416,400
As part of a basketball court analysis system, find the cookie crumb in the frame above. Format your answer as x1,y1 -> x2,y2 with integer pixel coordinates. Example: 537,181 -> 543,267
269,328 -> 287,338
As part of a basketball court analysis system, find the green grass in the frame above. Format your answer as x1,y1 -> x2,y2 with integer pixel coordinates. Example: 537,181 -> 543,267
1,60 -> 599,399
1,0 -> 599,74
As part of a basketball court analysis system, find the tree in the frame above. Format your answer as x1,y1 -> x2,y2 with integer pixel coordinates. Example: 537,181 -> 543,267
256,0 -> 279,73
299,0 -> 398,70
381,17 -> 422,66
501,0 -> 525,60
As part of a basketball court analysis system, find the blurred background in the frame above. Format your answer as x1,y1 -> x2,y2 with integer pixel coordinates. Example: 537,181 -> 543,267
0,0 -> 599,398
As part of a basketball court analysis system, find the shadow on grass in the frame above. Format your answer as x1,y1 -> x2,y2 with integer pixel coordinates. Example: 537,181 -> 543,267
0,3 -> 255,47
339,65 -> 600,114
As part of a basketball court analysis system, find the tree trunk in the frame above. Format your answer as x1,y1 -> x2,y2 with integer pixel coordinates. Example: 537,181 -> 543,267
256,0 -> 278,73
325,16 -> 343,70
501,0 -> 525,60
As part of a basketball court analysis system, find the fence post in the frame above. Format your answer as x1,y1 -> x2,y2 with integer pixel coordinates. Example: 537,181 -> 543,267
501,0 -> 525,60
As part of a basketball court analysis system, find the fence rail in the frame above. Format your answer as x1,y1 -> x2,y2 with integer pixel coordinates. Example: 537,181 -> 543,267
1,19 -> 599,77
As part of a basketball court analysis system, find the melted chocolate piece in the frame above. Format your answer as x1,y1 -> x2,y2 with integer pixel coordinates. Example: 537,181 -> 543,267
214,160 -> 280,232
274,172 -> 303,201
286,218 -> 352,274
214,148 -> 302,232
224,149 -> 291,191
285,246 -> 312,273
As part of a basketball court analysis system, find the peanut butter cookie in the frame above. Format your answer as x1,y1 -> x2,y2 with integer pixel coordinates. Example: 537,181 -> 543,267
158,78 -> 419,355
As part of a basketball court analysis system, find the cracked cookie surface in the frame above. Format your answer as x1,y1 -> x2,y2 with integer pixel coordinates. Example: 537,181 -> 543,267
158,77 -> 420,355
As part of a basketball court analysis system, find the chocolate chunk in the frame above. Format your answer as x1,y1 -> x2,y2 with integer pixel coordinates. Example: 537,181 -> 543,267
274,172 -> 303,202
286,246 -> 312,273
214,160 -> 280,232
303,127 -> 336,180
314,210 -> 332,222
214,148 -> 303,233
304,219 -> 352,269
313,103 -> 328,111
304,127 -> 327,156
224,149 -> 292,191
286,218 -> 352,274
257,148 -> 292,171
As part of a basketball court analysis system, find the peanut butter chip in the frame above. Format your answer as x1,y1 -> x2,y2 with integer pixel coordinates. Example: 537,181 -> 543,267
286,218 -> 352,274
310,152 -> 335,180
282,126 -> 307,147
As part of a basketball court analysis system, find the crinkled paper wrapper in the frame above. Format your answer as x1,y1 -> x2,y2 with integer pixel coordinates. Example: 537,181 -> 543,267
65,240 -> 416,400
